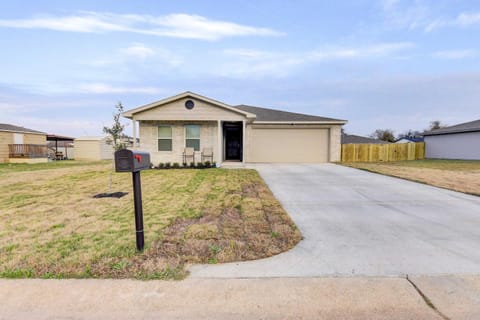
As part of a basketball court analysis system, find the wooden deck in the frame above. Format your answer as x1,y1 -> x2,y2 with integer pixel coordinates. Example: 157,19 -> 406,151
8,144 -> 48,158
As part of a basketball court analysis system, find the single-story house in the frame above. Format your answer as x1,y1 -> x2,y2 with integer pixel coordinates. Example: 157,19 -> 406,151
122,91 -> 347,164
395,136 -> 424,143
341,134 -> 391,144
423,119 -> 480,160
0,123 -> 48,163
74,136 -> 115,161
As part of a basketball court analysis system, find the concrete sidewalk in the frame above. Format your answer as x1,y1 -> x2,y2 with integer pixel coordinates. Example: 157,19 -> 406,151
0,277 -> 438,320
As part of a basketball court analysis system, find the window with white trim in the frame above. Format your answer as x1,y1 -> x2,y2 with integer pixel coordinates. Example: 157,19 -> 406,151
158,125 -> 172,151
185,124 -> 200,151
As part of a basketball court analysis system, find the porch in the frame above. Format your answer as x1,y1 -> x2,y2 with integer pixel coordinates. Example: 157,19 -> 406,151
8,144 -> 49,163
134,120 -> 246,165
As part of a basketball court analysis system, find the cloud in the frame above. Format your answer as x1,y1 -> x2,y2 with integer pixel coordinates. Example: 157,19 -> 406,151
0,12 -> 284,40
309,42 -> 414,60
433,49 -> 476,59
122,43 -> 155,59
219,42 -> 414,78
78,83 -> 163,94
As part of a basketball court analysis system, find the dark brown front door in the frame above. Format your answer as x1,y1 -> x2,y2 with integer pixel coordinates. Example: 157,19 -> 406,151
224,123 -> 242,161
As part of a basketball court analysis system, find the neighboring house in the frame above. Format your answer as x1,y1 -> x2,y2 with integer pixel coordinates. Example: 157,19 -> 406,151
122,91 -> 347,164
423,119 -> 480,160
74,136 -> 114,160
341,134 -> 391,144
395,136 -> 424,143
0,123 -> 48,163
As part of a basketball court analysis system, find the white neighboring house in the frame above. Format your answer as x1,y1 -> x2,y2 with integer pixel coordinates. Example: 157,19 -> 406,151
423,119 -> 480,160
74,136 -> 114,160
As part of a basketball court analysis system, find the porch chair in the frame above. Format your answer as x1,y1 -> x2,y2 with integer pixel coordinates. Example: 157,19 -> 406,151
183,147 -> 195,164
201,147 -> 213,163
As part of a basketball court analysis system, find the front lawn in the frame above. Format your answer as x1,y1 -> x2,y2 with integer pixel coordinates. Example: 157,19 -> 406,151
0,161 -> 301,279
342,159 -> 480,196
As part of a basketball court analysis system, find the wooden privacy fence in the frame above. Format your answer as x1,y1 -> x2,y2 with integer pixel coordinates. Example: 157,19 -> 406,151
341,142 -> 425,162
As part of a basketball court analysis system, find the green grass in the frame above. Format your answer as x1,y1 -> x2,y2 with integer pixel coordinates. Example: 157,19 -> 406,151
0,160 -> 110,174
0,161 -> 301,280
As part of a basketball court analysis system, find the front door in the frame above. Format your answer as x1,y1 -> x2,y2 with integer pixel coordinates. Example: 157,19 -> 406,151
224,122 -> 242,161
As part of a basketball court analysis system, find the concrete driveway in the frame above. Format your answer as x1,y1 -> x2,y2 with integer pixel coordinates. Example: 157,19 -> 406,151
190,164 -> 480,277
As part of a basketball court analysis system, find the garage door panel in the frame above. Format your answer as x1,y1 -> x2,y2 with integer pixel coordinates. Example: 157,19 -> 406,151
250,128 -> 329,163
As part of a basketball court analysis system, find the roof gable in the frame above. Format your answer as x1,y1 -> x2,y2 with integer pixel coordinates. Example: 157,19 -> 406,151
423,119 -> 480,136
122,91 -> 256,119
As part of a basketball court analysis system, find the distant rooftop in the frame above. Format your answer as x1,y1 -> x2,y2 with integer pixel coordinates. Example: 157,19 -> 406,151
0,123 -> 46,135
341,134 -> 391,144
423,119 -> 480,136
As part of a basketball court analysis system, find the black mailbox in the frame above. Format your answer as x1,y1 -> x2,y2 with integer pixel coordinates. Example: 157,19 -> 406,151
115,149 -> 151,172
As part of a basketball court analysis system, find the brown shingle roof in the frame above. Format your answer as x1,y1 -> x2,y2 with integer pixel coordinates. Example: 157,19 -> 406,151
423,119 -> 480,136
233,105 -> 346,122
0,123 -> 46,135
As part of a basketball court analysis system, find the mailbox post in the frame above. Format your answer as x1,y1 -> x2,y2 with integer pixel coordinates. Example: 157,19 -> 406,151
114,149 -> 151,251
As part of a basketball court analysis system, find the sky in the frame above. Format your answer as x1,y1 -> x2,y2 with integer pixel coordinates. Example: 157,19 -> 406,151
0,0 -> 479,137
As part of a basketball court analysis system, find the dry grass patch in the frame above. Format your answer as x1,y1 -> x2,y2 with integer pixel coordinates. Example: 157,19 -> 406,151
0,161 -> 301,279
342,159 -> 480,196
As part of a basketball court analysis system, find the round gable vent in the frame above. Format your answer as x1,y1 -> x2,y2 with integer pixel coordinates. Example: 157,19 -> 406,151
185,100 -> 195,110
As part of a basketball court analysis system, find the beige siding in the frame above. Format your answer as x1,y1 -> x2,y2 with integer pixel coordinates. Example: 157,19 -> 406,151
140,121 -> 219,165
247,126 -> 330,163
24,133 -> 46,145
74,140 -> 100,160
74,138 -> 114,160
0,132 -> 46,163
329,125 -> 342,162
0,131 -> 13,163
99,140 -> 114,160
134,98 -> 247,122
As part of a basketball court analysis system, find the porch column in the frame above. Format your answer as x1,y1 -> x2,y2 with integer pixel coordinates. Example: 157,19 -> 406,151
132,117 -> 137,150
242,120 -> 246,163
217,120 -> 222,164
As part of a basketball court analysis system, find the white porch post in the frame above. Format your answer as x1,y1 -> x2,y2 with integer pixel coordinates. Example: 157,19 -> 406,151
132,117 -> 137,150
217,120 -> 222,164
242,120 -> 246,163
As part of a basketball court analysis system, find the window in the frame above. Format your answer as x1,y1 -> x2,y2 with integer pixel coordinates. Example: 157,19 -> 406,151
185,125 -> 200,151
158,125 -> 172,151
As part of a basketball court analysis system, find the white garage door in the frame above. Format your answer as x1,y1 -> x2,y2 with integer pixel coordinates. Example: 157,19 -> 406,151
249,128 -> 329,163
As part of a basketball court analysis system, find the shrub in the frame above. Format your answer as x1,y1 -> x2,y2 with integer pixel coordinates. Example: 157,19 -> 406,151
182,162 -> 187,168
158,162 -> 165,169
205,161 -> 211,168
212,162 -> 217,168
197,162 -> 204,168
189,162 -> 195,168
165,162 -> 171,168
172,162 -> 180,168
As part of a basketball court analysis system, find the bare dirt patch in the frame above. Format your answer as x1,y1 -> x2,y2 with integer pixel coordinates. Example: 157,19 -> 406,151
343,160 -> 480,196
0,162 -> 301,279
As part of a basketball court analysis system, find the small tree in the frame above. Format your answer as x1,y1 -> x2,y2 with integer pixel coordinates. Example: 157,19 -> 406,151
370,129 -> 396,142
103,102 -> 127,193
103,102 -> 127,151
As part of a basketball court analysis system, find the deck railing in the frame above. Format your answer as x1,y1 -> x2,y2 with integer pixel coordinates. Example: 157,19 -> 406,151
8,144 -> 49,158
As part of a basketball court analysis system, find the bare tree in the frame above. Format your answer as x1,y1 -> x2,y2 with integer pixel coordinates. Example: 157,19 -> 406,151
428,120 -> 447,131
103,102 -> 127,151
370,129 -> 396,142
